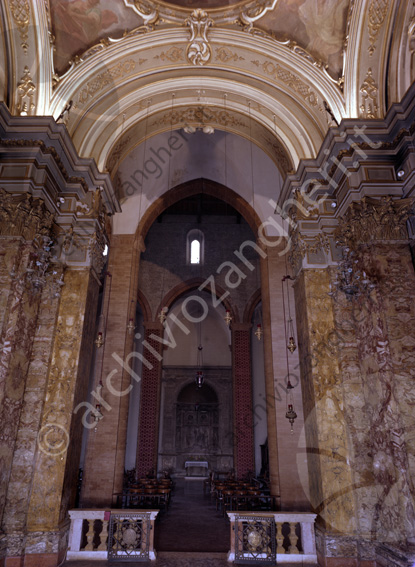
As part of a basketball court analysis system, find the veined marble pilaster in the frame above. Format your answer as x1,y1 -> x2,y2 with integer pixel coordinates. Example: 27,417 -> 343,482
352,243 -> 415,546
26,268 -> 99,538
0,193 -> 55,534
295,268 -> 357,537
2,263 -> 63,556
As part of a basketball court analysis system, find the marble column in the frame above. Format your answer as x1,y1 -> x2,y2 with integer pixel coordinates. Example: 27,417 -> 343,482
232,323 -> 255,478
136,324 -> 163,478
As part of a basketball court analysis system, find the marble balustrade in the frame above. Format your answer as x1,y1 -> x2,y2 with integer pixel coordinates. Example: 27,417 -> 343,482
67,509 -> 159,561
227,511 -> 317,564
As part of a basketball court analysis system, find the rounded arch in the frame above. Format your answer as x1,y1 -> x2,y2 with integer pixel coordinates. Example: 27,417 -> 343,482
137,178 -> 262,239
156,277 -> 240,325
50,28 -> 347,170
177,382 -> 218,404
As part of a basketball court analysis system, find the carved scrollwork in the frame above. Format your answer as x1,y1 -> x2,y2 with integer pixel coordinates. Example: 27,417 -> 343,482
185,10 -> 213,66
10,0 -> 30,53
16,66 -> 36,116
240,0 -> 279,28
124,0 -> 159,26
368,0 -> 388,56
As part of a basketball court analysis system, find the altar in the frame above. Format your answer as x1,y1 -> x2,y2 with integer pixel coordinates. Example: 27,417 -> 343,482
185,460 -> 209,477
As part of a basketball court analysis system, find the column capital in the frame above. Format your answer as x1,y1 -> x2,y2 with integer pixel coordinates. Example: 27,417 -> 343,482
335,195 -> 415,249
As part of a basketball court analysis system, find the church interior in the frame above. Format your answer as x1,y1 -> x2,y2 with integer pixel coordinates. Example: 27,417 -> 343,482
1,0 -> 415,565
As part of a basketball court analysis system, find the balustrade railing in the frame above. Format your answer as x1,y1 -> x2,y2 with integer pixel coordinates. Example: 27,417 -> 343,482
227,512 -> 317,564
67,509 -> 159,561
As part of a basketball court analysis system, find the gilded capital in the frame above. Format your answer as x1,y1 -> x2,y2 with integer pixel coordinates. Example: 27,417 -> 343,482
335,196 -> 415,249
0,189 -> 54,241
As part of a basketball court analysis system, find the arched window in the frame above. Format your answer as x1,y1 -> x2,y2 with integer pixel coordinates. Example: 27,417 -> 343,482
186,229 -> 204,265
190,239 -> 200,264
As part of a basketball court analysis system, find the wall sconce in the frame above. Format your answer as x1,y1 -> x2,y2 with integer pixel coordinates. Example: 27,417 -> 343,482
127,318 -> 135,335
94,332 -> 104,348
224,309 -> 232,326
255,323 -> 263,341
93,403 -> 104,432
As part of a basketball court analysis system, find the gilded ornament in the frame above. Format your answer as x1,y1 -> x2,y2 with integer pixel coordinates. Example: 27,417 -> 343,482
152,106 -> 246,129
16,66 -> 36,116
335,196 -> 415,247
0,190 -> 54,241
240,0 -> 279,28
154,46 -> 184,63
368,0 -> 388,56
185,10 -> 213,66
78,60 -> 137,106
215,47 -> 245,63
124,0 -> 159,26
10,0 -> 30,53
359,68 -> 378,118
288,228 -> 330,268
252,59 -> 318,106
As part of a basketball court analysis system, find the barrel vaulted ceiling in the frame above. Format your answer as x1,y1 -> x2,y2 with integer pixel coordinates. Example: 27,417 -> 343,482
0,0 -> 414,224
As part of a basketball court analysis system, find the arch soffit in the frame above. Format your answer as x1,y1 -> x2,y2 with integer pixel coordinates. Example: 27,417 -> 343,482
157,277 -> 240,326
50,28 -> 348,167
243,288 -> 262,325
138,178 -> 261,236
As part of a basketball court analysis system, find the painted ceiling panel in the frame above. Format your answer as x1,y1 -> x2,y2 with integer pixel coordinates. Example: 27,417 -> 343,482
50,0 -> 350,77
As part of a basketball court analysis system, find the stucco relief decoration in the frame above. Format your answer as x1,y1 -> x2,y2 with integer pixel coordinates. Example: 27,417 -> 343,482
16,66 -> 36,116
185,9 -> 213,66
367,0 -> 388,56
359,67 -> 378,119
252,59 -> 318,106
77,59 -> 136,106
10,0 -> 31,53
124,0 -> 158,26
240,0 -> 279,28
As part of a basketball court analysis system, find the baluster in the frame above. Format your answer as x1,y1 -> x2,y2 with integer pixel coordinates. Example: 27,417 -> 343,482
276,522 -> 285,554
84,519 -> 95,551
98,519 -> 109,551
288,522 -> 300,554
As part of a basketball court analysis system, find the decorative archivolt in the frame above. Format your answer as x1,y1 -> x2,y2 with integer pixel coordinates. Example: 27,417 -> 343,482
48,28 -> 345,174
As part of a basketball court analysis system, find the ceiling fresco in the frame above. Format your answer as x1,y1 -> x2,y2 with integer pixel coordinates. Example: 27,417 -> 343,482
51,0 -> 350,77
51,0 -> 143,72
